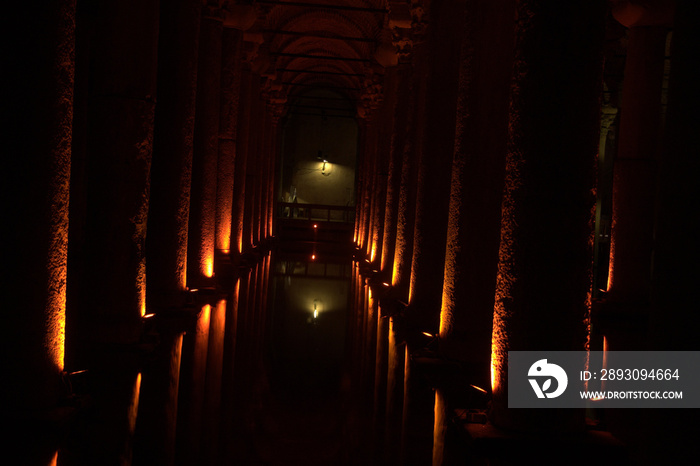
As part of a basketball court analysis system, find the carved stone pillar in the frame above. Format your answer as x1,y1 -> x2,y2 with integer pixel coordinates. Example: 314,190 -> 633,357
438,0 -> 515,388
604,26 -> 668,349
490,0 -> 606,432
391,5 -> 427,300
381,28 -> 413,278
215,26 -> 243,253
136,1 -> 202,463
5,0 -> 75,439
231,62 -> 252,257
187,6 -> 224,288
407,0 -> 464,335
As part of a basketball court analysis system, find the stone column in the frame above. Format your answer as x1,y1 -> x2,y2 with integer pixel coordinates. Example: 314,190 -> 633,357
147,0 -> 200,311
243,75 -> 263,253
77,0 -> 160,348
357,120 -> 378,255
187,6 -> 224,288
231,64 -> 252,257
370,76 -> 396,267
215,26 -> 243,253
490,0 -> 606,432
135,2 -> 200,461
391,9 -> 427,299
63,1 -> 160,463
644,3 -> 700,463
438,0 -> 514,389
5,0 -> 75,440
354,122 -> 368,248
604,25 -> 668,349
252,111 -> 268,248
381,30 -> 412,278
649,0 -> 700,351
407,0 -> 464,336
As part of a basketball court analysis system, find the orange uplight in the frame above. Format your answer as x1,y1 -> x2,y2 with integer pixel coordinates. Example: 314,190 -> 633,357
48,290 -> 66,372
382,282 -> 390,287
601,335 -> 609,392
311,254 -> 316,260
423,332 -> 434,338
391,260 -> 399,287
470,384 -> 488,394
490,338 -> 500,393
313,224 -> 318,229
142,313 -> 156,319
370,244 -> 377,263
606,244 -> 615,292
204,255 -> 214,278
49,451 -> 58,466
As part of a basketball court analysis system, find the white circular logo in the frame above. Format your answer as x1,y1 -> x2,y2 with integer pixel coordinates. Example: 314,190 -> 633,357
528,359 -> 568,399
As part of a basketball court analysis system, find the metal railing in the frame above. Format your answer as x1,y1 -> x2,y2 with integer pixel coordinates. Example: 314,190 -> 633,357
277,202 -> 355,223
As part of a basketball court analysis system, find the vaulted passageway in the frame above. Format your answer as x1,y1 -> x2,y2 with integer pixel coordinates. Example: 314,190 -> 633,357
6,0 -> 700,465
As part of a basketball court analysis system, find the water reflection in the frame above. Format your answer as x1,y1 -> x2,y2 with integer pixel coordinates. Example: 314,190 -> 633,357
270,254 -> 351,397
244,250 -> 358,465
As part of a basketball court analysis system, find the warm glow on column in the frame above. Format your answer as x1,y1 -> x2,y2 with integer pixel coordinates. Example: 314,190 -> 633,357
47,284 -> 66,372
49,451 -> 58,466
391,259 -> 400,287
128,372 -> 142,434
370,244 -> 377,263
217,213 -> 232,252
137,258 -> 147,317
606,240 -> 615,292
490,336 -> 501,393
204,254 -> 214,278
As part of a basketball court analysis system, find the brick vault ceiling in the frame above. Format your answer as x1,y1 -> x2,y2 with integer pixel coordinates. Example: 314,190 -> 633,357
244,0 -> 396,114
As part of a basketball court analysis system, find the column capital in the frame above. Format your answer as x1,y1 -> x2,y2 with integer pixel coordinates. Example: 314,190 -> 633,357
392,26 -> 413,64
409,1 -> 429,42
202,4 -> 225,22
611,0 -> 675,27
357,72 -> 384,120
241,31 -> 264,65
223,1 -> 257,30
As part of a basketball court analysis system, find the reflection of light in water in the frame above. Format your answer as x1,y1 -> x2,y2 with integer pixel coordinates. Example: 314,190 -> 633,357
128,373 -> 142,433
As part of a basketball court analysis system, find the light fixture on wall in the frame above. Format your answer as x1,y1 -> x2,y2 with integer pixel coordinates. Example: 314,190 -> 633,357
316,110 -> 331,176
